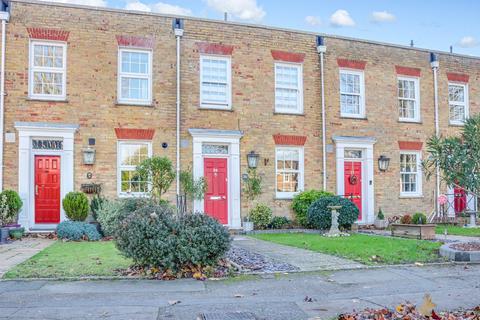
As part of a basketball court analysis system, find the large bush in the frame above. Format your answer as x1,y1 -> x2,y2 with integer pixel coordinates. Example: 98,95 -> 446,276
97,198 -> 153,237
292,190 -> 333,227
115,205 -> 230,271
56,221 -> 101,241
249,203 -> 272,229
307,195 -> 359,230
269,216 -> 290,229
62,192 -> 89,221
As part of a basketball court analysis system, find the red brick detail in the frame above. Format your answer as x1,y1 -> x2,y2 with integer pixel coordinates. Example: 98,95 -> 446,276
273,134 -> 307,146
116,35 -> 154,49
447,72 -> 469,83
337,58 -> 367,70
398,141 -> 423,150
115,128 -> 155,140
196,42 -> 234,55
395,66 -> 421,77
27,28 -> 70,41
271,50 -> 305,63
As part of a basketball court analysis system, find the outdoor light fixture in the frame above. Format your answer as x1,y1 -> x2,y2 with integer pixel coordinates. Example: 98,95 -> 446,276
82,147 -> 96,165
247,151 -> 260,169
378,155 -> 390,172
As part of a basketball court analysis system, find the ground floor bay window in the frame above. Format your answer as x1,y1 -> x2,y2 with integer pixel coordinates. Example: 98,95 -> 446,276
275,146 -> 304,199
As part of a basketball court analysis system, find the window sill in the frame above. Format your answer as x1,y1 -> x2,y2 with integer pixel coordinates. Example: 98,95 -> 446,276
273,112 -> 305,116
118,193 -> 149,198
116,102 -> 154,107
449,122 -> 465,127
199,106 -> 233,112
340,115 -> 367,120
274,196 -> 294,201
399,194 -> 424,199
398,119 -> 422,124
26,97 -> 68,103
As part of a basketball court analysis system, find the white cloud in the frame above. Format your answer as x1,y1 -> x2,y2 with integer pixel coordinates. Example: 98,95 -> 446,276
205,0 -> 265,22
124,1 -> 192,15
458,36 -> 479,48
305,15 -> 321,26
330,9 -> 355,27
371,11 -> 396,23
39,0 -> 107,7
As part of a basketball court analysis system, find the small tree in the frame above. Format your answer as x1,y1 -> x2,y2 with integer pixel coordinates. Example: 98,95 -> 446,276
179,168 -> 207,202
423,114 -> 480,196
62,191 -> 89,221
136,156 -> 175,202
243,168 -> 262,201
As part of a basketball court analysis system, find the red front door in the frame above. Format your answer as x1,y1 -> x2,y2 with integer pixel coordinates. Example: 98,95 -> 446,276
344,161 -> 362,220
35,155 -> 61,224
204,158 -> 228,224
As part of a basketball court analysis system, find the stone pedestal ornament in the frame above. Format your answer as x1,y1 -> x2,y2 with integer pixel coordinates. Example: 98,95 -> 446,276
467,211 -> 478,228
324,205 -> 350,237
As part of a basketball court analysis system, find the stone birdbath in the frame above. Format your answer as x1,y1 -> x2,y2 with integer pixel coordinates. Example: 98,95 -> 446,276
323,205 -> 350,237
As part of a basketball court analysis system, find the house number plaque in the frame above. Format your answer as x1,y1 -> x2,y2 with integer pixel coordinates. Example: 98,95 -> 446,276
32,139 -> 63,150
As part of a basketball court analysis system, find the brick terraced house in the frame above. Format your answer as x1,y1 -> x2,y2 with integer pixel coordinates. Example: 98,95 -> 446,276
0,0 -> 478,231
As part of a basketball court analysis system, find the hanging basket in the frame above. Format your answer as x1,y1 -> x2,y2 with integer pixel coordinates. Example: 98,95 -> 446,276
81,183 -> 102,194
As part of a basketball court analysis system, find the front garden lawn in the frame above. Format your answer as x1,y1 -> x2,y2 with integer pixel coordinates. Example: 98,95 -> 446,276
3,241 -> 131,279
251,233 -> 442,265
435,224 -> 480,237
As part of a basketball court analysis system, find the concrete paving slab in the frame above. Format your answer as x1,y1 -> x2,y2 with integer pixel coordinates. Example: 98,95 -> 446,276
233,236 -> 364,271
0,238 -> 53,277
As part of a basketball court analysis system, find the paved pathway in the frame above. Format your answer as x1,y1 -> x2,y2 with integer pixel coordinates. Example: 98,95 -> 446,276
0,238 -> 53,277
233,236 -> 364,271
0,264 -> 478,319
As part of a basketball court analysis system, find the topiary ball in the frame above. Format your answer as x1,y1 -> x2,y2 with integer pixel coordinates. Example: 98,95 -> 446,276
62,192 -> 89,221
307,195 -> 359,230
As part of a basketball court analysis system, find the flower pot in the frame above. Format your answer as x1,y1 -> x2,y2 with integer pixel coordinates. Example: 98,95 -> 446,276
9,227 -> 25,240
0,227 -> 10,244
374,219 -> 388,229
390,223 -> 436,240
243,221 -> 254,232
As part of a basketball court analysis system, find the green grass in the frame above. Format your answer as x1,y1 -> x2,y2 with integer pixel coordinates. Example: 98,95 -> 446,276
435,224 -> 480,237
251,233 -> 442,265
3,241 -> 132,279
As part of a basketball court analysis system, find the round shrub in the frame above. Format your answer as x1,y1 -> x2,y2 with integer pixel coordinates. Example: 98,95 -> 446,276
1,190 -> 23,217
62,192 -> 89,221
400,214 -> 412,224
412,212 -> 427,224
307,195 -> 359,230
269,216 -> 290,229
115,205 -> 230,272
292,190 -> 333,227
249,203 -> 272,229
56,221 -> 101,241
176,213 -> 231,268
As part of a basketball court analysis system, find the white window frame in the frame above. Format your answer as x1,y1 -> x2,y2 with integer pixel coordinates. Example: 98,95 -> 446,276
28,40 -> 67,100
117,140 -> 152,197
448,82 -> 469,126
399,150 -> 422,197
199,55 -> 232,110
397,76 -> 421,122
117,48 -> 152,105
275,146 -> 304,199
339,69 -> 365,118
274,62 -> 304,114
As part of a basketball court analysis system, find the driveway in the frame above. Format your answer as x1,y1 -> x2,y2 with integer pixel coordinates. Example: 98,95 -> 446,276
1,264 -> 479,319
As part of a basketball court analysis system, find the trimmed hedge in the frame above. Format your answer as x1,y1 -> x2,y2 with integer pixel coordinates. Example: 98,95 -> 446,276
292,190 -> 333,227
307,195 -> 359,230
56,221 -> 101,241
115,205 -> 230,271
62,192 -> 89,221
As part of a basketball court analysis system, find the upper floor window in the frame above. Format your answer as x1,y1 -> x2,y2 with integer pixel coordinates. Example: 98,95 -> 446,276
449,83 -> 468,125
275,146 -> 304,199
118,48 -> 152,105
117,141 -> 152,197
340,69 -> 365,118
398,77 -> 420,122
200,55 -> 231,109
400,151 -> 422,197
29,41 -> 67,100
275,63 -> 303,114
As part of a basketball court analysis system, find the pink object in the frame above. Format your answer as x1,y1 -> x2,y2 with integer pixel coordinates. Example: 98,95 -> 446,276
438,194 -> 448,205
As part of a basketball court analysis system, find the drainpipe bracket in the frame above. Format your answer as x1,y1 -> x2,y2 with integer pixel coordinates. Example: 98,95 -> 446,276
316,45 -> 326,54
174,28 -> 184,37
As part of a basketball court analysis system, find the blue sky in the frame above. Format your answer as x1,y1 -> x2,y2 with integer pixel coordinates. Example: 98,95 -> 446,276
59,0 -> 480,56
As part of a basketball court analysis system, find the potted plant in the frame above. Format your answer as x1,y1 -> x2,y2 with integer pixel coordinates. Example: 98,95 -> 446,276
374,208 -> 388,229
0,190 -> 23,243
391,212 -> 436,240
243,216 -> 254,232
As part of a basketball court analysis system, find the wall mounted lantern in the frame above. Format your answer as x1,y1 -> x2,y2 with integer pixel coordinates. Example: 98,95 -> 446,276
378,155 -> 390,172
247,151 -> 260,169
82,147 -> 96,165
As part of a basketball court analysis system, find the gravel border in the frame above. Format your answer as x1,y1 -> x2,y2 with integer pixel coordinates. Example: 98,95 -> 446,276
226,246 -> 299,273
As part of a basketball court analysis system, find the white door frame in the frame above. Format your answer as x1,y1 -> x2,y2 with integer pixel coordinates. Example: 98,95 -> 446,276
189,128 -> 243,229
15,122 -> 78,231
333,135 -> 376,224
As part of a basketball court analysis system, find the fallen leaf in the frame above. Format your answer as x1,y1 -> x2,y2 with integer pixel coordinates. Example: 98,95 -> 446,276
414,262 -> 424,266
418,294 -> 436,316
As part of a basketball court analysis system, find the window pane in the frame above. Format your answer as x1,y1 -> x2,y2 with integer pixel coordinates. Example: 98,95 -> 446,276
276,65 -> 298,88
450,104 -> 465,122
121,77 -> 149,100
202,82 -> 227,103
33,44 -> 63,68
275,88 -> 298,110
449,85 -> 464,102
399,99 -> 416,119
121,51 -> 149,74
121,170 -> 148,193
202,144 -> 228,154
398,80 -> 415,99
341,94 -> 360,114
275,64 -> 300,111
344,149 -> 362,158
201,57 -> 228,105
340,73 -> 360,94
276,148 -> 301,193
120,144 -> 149,166
33,72 -> 63,95
400,153 -> 419,193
